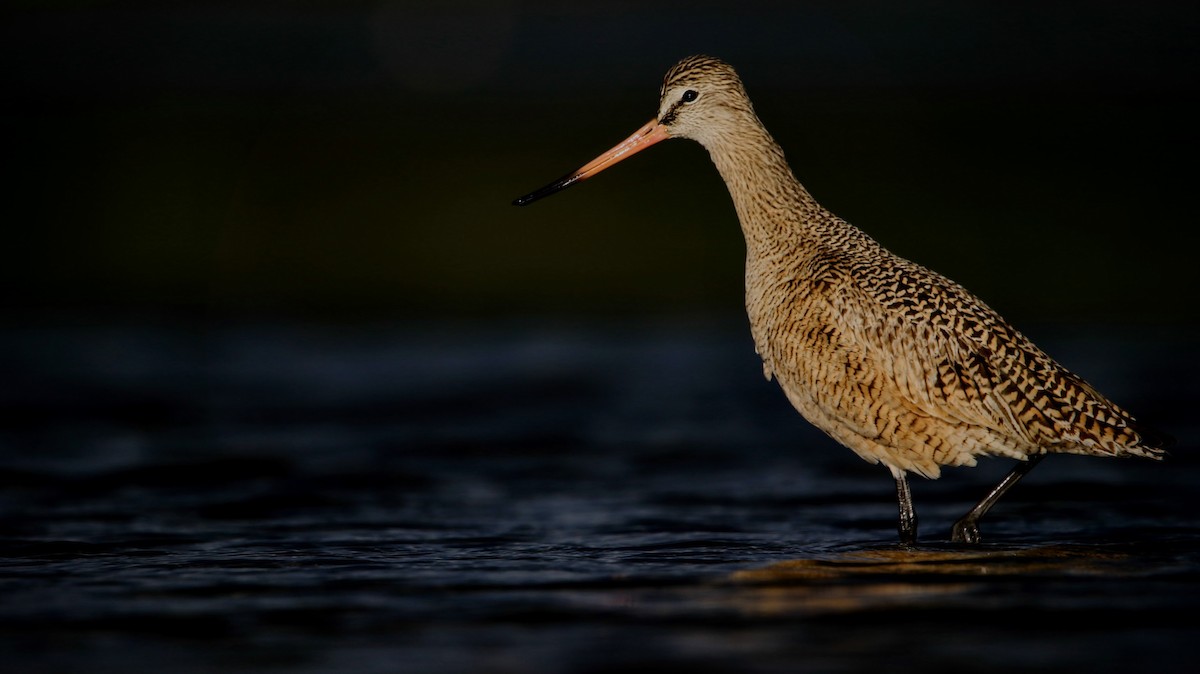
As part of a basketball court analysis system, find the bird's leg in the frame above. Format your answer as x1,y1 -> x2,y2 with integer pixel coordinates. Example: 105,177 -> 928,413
894,471 -> 918,545
952,454 -> 1046,544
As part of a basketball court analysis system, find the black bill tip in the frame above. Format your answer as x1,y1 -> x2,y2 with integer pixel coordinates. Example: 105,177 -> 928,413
512,173 -> 582,207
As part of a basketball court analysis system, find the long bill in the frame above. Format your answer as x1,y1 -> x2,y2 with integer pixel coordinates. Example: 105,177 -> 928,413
512,119 -> 670,206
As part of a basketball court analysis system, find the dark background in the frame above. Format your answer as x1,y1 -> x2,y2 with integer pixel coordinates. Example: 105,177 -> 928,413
4,1 -> 1198,326
3,5 -> 1199,673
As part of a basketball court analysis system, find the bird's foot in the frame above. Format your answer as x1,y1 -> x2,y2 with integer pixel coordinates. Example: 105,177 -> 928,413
951,518 -> 981,544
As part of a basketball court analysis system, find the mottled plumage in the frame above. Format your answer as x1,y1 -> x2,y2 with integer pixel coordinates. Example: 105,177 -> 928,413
515,55 -> 1167,543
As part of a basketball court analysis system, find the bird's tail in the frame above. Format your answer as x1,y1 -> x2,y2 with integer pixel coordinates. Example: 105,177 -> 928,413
1128,420 -> 1174,459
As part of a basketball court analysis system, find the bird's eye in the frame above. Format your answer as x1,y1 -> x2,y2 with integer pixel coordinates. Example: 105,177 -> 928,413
681,89 -> 699,103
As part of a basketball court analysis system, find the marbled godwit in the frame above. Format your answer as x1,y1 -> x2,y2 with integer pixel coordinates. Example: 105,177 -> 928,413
513,55 -> 1168,544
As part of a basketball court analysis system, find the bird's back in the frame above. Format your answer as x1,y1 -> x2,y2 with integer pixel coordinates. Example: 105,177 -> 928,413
746,209 -> 1167,478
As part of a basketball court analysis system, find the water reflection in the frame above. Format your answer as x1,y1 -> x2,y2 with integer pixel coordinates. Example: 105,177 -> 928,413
733,544 -> 1137,581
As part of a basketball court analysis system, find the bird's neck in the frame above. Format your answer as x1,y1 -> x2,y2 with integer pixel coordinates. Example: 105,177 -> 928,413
703,119 -> 832,257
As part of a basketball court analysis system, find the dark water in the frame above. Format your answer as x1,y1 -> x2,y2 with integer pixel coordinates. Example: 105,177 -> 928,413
2,317 -> 1198,673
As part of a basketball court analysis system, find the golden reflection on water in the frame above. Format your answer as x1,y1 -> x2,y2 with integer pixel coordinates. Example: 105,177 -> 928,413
732,544 -> 1133,583
711,581 -> 972,617
708,545 -> 1136,616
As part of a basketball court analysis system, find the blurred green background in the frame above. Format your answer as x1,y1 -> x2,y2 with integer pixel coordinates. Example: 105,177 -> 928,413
4,1 -> 1198,325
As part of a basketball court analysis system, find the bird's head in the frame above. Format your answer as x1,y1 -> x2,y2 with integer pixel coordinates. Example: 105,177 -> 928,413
654,55 -> 752,148
513,55 -> 749,206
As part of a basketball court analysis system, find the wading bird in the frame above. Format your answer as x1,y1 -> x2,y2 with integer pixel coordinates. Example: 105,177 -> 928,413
513,55 -> 1167,544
